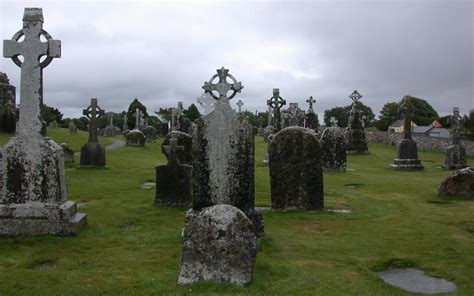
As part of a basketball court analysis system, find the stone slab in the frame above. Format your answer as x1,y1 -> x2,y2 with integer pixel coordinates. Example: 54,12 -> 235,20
377,268 -> 456,294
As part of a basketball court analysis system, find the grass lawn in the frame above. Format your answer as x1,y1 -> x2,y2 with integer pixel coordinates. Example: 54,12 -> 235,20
0,130 -> 473,295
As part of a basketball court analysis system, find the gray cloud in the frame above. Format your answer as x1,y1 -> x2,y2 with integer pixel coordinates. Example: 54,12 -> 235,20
1,0 -> 472,119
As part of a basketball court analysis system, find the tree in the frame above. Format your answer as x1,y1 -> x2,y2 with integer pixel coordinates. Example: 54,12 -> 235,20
375,102 -> 400,131
323,101 -> 375,128
184,104 -> 201,121
41,104 -> 63,124
410,96 -> 439,126
127,98 -> 148,129
462,110 -> 474,140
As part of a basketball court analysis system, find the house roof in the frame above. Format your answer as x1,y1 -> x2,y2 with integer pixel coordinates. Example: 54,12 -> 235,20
429,128 -> 449,134
389,119 -> 404,128
432,120 -> 444,128
412,126 -> 432,134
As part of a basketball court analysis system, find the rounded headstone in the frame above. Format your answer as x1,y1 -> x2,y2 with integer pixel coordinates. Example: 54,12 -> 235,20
320,127 -> 347,172
437,167 -> 474,197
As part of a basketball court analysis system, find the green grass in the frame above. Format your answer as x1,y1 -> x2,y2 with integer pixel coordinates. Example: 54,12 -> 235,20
0,132 -> 473,295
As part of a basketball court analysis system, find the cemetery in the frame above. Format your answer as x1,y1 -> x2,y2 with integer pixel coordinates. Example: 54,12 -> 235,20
0,4 -> 473,295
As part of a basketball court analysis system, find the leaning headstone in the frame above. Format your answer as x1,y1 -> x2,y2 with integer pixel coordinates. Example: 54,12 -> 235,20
443,107 -> 467,170
391,96 -> 423,170
1,8 -> 86,236
269,126 -> 324,210
437,167 -> 474,198
320,120 -> 347,172
178,204 -> 258,285
346,90 -> 368,154
60,143 -> 74,163
155,138 -> 193,206
163,131 -> 193,165
125,108 -> 145,147
68,121 -> 77,135
80,98 -> 106,166
0,72 -> 17,133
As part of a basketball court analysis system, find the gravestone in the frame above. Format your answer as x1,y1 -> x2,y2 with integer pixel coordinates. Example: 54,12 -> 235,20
143,125 -> 158,143
163,131 -> 193,165
320,118 -> 346,171
391,96 -> 423,169
155,138 -> 193,206
0,72 -> 17,133
236,99 -> 244,113
179,117 -> 193,135
197,92 -> 215,115
178,204 -> 258,285
437,167 -> 473,197
346,90 -> 368,154
305,96 -> 317,130
171,101 -> 184,132
48,120 -> 58,129
80,98 -> 106,166
179,67 -> 261,285
287,103 -> 304,127
267,88 -> 286,132
68,121 -> 77,135
125,108 -> 145,147
443,107 -> 467,169
60,143 -> 74,162
122,113 -> 129,133
1,8 -> 86,236
269,126 -> 324,210
103,112 -> 117,137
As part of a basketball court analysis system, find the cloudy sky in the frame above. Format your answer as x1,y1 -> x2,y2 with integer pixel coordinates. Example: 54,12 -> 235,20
1,0 -> 472,119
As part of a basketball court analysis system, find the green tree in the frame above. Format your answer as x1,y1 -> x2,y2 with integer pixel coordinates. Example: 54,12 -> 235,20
410,96 -> 439,126
41,104 -> 63,124
375,102 -> 400,131
127,98 -> 148,129
184,104 -> 201,121
461,110 -> 474,140
323,102 -> 375,128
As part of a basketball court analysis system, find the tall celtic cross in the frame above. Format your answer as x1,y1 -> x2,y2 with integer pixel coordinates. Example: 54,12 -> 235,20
267,88 -> 286,131
236,99 -> 244,113
400,96 -> 414,140
451,107 -> 461,145
202,67 -> 243,101
349,90 -> 362,104
3,8 -> 61,137
163,137 -> 184,167
83,98 -> 104,143
306,96 -> 316,114
330,116 -> 338,127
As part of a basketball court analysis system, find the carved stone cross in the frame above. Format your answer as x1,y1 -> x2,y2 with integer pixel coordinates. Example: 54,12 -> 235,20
236,99 -> 244,113
349,90 -> 362,104
451,107 -> 461,145
83,98 -> 104,143
267,88 -> 286,131
202,67 -> 243,101
3,8 -> 61,136
400,96 -> 414,140
163,137 -> 184,167
330,116 -> 338,127
306,96 -> 316,114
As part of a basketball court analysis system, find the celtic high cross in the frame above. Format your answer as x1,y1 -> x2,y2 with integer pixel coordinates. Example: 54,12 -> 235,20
83,98 -> 105,143
236,99 -> 244,113
202,67 -> 243,101
267,88 -> 286,131
400,96 -> 414,140
3,8 -> 61,136
306,96 -> 316,114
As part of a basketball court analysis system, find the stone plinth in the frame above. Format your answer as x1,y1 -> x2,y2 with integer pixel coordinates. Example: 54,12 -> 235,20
80,142 -> 105,166
126,129 -> 145,147
346,128 -> 368,154
178,204 -> 258,285
443,144 -> 467,170
437,167 -> 473,197
269,126 -> 324,210
320,127 -> 347,172
391,139 -> 423,170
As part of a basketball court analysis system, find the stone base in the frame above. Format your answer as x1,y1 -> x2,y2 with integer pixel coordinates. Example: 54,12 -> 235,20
390,159 -> 424,170
126,130 -> 145,147
443,145 -> 467,170
155,164 -> 193,207
391,139 -> 423,169
346,128 -> 368,154
80,142 -> 106,166
0,201 -> 87,236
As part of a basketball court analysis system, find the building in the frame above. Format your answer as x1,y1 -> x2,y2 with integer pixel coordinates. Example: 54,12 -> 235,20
388,119 -> 417,133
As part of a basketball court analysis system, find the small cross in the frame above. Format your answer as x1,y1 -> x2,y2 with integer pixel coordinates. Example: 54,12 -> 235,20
202,67 -> 243,101
267,88 -> 286,131
349,90 -> 362,103
162,137 -> 184,166
330,116 -> 338,127
83,98 -> 105,143
236,99 -> 244,113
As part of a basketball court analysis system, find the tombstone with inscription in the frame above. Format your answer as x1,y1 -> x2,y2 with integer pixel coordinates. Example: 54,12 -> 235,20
0,72 -> 17,133
443,107 -> 467,170
1,8 -> 86,235
179,67 -> 260,285
346,90 -> 368,154
126,108 -> 145,147
391,96 -> 423,169
80,98 -> 106,166
320,117 -> 347,171
269,126 -> 324,210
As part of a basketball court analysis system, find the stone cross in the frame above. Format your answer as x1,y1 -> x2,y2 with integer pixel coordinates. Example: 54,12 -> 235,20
83,98 -> 104,143
451,107 -> 462,145
306,96 -> 316,114
202,67 -> 243,100
134,108 -> 141,130
400,96 -> 414,140
197,92 -> 216,115
163,137 -> 184,167
330,116 -> 338,127
267,88 -> 286,131
3,8 -> 61,137
349,90 -> 362,104
236,99 -> 244,113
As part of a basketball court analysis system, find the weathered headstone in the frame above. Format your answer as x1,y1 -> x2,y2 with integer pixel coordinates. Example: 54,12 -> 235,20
48,120 -> 58,129
269,126 -> 324,210
437,167 -> 473,198
68,121 -> 77,135
122,113 -> 129,133
155,138 -> 193,206
143,125 -> 158,143
346,90 -> 368,154
103,112 -> 117,137
178,204 -> 258,285
443,107 -> 467,170
391,96 -> 423,170
320,119 -> 347,171
163,131 -> 193,165
305,96 -> 318,130
287,103 -> 304,127
1,8 -> 86,236
80,98 -> 106,166
267,88 -> 286,132
171,101 -> 184,132
60,143 -> 74,163
0,72 -> 17,133
125,108 -> 145,147
179,67 -> 261,285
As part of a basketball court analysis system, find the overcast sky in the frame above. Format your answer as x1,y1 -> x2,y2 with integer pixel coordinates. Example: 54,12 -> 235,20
1,0 -> 472,119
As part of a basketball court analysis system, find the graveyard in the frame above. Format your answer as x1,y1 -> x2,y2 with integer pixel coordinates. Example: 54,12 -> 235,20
0,128 -> 472,294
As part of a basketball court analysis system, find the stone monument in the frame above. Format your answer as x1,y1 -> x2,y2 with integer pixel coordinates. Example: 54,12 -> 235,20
320,117 -> 347,171
68,121 -> 77,135
269,126 -> 324,210
443,107 -> 467,169
143,125 -> 158,143
437,167 -> 473,198
346,90 -> 368,154
163,131 -> 193,165
125,108 -> 145,147
236,99 -> 244,113
0,72 -> 17,133
267,88 -> 286,132
122,113 -> 129,133
103,112 -> 117,137
391,96 -> 423,169
80,98 -> 106,166
305,96 -> 317,130
1,8 -> 86,236
197,92 -> 215,115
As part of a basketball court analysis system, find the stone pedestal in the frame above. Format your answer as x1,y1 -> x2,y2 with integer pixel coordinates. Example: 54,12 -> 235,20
178,205 -> 258,285
155,164 -> 192,206
346,128 -> 368,154
269,126 -> 324,210
1,136 -> 86,236
125,129 -> 145,147
320,127 -> 347,172
443,144 -> 467,170
80,142 -> 105,166
391,139 -> 423,169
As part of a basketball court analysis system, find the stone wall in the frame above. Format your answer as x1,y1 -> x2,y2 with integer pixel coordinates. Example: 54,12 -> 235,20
366,130 -> 474,157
